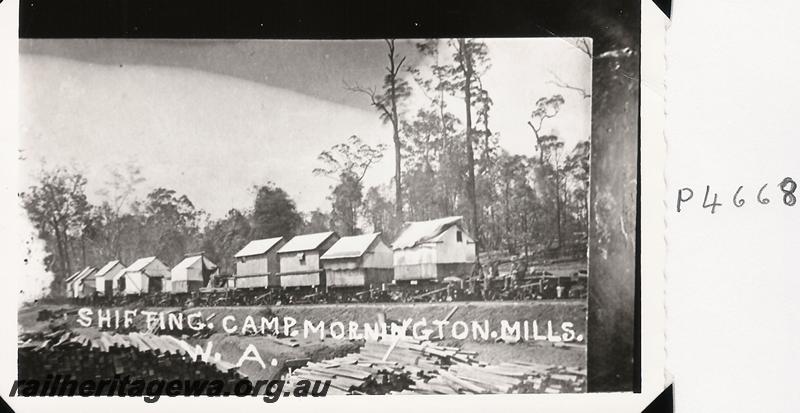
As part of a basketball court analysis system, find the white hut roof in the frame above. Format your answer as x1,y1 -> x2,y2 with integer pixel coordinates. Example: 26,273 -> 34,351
73,267 -> 97,283
278,232 -> 336,254
321,233 -> 381,260
107,266 -> 127,281
64,269 -> 85,284
112,267 -> 129,280
234,237 -> 283,258
173,255 -> 218,271
126,256 -> 158,272
95,260 -> 122,277
392,216 -> 466,250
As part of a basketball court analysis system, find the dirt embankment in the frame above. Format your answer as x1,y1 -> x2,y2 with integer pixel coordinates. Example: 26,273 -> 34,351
185,301 -> 587,374
190,300 -> 586,339
20,300 -> 587,378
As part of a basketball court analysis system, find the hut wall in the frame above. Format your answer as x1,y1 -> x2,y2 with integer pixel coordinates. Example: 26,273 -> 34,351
365,268 -> 394,286
103,280 -> 113,296
171,265 -> 190,283
280,251 -> 321,274
324,252 -> 394,288
280,236 -> 339,274
72,279 -> 92,298
393,244 -> 438,280
323,259 -> 358,271
171,280 -> 205,293
235,274 -> 266,289
172,260 -> 203,283
435,263 -> 475,279
124,271 -> 149,294
124,261 -> 169,294
81,281 -> 96,297
393,244 -> 436,267
432,225 -> 477,263
236,253 -> 271,276
149,261 -> 172,293
280,271 -> 324,288
95,263 -> 125,295
361,241 -> 394,268
394,263 -> 438,280
235,250 -> 281,288
235,273 -> 281,288
112,274 -> 126,295
326,268 -> 365,287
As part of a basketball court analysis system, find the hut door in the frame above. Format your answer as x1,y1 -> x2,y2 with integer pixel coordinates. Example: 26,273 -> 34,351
149,277 -> 163,293
201,259 -> 211,286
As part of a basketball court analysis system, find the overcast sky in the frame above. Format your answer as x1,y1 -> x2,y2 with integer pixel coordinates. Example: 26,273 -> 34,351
19,38 -> 591,217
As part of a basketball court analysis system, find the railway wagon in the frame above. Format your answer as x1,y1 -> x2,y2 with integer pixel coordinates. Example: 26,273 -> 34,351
320,233 -> 394,297
392,216 -> 477,283
277,231 -> 339,290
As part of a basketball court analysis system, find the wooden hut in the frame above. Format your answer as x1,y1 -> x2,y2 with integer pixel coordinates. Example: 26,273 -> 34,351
67,266 -> 97,298
94,260 -> 126,297
171,253 -> 219,293
233,237 -> 286,289
392,216 -> 477,282
120,256 -> 170,295
277,231 -> 339,289
111,266 -> 128,295
63,268 -> 84,297
320,233 -> 394,290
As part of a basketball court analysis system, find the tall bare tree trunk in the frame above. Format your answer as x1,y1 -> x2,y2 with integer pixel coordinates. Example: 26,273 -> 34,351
80,233 -> 87,267
553,156 -> 565,249
555,176 -> 563,248
52,220 -> 72,284
64,229 -> 73,274
523,213 -> 530,260
392,131 -> 402,221
504,181 -> 512,254
349,40 -> 406,226
51,221 -> 66,275
387,41 -> 404,224
438,90 -> 452,216
459,39 -> 480,250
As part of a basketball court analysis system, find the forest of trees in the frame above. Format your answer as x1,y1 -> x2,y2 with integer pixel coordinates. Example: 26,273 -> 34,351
329,39 -> 590,254
21,164 -> 316,294
22,38 -> 590,296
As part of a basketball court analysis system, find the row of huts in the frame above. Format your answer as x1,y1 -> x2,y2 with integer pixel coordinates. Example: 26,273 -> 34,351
64,253 -> 219,298
65,216 -> 477,297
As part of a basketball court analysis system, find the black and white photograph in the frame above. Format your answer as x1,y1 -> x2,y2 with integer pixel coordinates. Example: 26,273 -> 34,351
13,0 -> 800,411
9,0 -> 643,405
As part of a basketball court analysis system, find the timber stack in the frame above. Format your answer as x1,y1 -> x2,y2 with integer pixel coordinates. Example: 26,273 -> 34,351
287,334 -> 586,394
18,330 -> 241,385
288,355 -> 413,395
